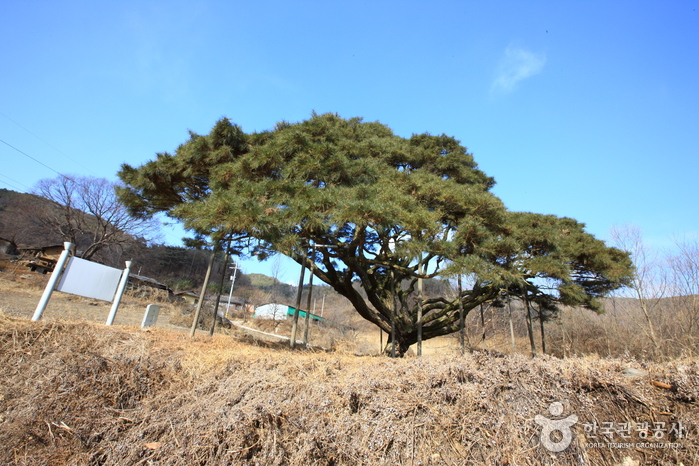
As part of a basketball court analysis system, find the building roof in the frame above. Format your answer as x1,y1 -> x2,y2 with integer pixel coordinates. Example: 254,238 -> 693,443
129,273 -> 169,290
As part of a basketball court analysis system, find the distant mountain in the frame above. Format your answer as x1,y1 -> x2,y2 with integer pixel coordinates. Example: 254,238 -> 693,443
247,273 -> 298,302
247,273 -> 281,288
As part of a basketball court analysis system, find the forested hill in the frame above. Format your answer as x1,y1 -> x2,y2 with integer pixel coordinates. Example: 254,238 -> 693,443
0,188 -> 249,292
0,188 -> 64,248
0,190 -> 346,311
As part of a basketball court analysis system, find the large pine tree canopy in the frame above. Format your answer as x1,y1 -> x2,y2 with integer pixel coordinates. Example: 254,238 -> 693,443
118,113 -> 632,355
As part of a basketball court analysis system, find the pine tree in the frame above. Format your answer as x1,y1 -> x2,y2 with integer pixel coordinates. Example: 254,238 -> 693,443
118,113 -> 632,356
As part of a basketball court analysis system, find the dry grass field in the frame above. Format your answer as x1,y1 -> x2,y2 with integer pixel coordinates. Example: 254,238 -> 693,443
1,264 -> 698,465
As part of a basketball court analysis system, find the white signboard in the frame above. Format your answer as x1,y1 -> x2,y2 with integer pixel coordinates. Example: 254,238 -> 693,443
56,257 -> 124,302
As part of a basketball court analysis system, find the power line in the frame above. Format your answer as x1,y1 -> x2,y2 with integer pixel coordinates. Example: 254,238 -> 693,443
0,178 -> 24,191
0,138 -> 64,177
0,173 -> 31,191
0,111 -> 98,176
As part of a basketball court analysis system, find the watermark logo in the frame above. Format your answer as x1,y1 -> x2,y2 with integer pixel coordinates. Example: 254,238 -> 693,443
534,403 -> 688,452
535,402 -> 578,452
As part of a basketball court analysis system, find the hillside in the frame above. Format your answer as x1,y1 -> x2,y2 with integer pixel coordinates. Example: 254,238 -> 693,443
1,312 -> 697,465
246,272 -> 298,303
0,188 -> 63,248
0,189 -> 261,294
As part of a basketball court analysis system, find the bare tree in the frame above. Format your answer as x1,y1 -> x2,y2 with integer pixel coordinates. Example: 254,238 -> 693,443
610,224 -> 666,357
668,236 -> 699,351
32,175 -> 160,260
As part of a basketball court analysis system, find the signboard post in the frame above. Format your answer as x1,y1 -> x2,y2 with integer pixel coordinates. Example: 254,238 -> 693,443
31,245 -> 132,324
105,261 -> 132,325
32,242 -> 73,321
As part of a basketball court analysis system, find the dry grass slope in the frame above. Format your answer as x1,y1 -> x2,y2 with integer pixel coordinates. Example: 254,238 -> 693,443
1,311 -> 697,466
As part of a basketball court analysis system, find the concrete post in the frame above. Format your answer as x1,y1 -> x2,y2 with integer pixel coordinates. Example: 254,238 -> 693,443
141,304 -> 161,328
106,261 -> 132,326
32,242 -> 73,321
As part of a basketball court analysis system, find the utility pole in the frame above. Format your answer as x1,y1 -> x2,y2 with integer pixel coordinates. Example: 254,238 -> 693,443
225,262 -> 241,318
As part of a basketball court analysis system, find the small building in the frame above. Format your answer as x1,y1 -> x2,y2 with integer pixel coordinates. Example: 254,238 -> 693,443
19,244 -> 65,274
175,291 -> 200,305
253,303 -> 325,322
253,303 -> 287,320
219,297 -> 254,316
128,273 -> 170,291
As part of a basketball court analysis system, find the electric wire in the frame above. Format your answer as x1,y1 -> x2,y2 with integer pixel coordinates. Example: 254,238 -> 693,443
0,114 -> 186,246
0,178 -> 24,191
0,138 -> 65,177
0,111 -> 98,176
0,173 -> 31,191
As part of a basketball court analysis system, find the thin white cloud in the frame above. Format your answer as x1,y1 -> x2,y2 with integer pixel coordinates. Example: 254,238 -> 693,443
491,45 -> 547,94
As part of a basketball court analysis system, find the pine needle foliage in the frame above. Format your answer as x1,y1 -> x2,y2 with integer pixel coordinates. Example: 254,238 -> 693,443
118,113 -> 632,356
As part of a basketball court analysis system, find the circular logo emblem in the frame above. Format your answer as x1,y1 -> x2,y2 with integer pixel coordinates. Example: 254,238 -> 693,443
534,402 -> 578,452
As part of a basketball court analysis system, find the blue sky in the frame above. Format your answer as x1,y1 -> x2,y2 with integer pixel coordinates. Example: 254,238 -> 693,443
2,1 -> 698,283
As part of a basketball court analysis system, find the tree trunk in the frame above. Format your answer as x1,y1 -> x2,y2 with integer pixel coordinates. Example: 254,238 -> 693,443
303,266 -> 315,348
383,336 -> 412,357
561,310 -> 568,358
417,263 -> 423,357
390,268 -> 397,358
638,297 -> 661,358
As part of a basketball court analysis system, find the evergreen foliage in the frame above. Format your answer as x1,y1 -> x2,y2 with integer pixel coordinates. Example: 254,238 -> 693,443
118,113 -> 633,355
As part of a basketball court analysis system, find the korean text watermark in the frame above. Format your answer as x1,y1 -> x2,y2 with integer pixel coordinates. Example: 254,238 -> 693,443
535,402 -> 688,452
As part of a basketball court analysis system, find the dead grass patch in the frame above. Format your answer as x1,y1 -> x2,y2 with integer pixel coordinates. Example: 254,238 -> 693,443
1,311 -> 697,465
